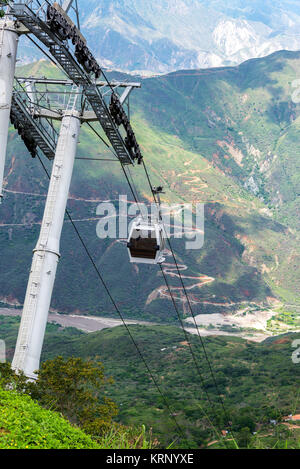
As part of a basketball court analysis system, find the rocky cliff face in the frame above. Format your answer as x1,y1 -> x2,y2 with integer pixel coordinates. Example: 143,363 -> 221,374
78,0 -> 300,74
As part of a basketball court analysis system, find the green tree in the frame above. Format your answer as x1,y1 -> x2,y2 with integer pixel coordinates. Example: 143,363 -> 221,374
29,356 -> 118,437
232,413 -> 256,432
237,427 -> 252,449
0,362 -> 28,392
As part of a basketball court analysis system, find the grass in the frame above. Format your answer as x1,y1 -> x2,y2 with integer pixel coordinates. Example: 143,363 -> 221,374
0,385 -> 155,449
0,387 -> 100,449
97,425 -> 154,449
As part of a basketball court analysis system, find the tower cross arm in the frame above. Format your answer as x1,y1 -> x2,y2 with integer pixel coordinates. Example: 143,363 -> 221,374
34,108 -> 101,123
62,0 -> 74,14
119,86 -> 134,105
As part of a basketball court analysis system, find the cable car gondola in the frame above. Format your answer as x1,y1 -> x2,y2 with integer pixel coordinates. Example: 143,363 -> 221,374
127,217 -> 165,265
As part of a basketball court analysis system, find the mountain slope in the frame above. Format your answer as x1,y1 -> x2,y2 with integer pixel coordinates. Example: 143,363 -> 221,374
133,50 -> 300,231
0,51 -> 300,321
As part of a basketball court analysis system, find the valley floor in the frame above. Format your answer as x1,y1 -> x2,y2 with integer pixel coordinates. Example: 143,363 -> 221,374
1,306 -> 299,343
0,308 -> 155,333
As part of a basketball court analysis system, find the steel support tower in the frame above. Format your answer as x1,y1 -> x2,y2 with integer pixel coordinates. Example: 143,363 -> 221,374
12,95 -> 80,378
0,19 -> 19,202
10,77 -> 139,378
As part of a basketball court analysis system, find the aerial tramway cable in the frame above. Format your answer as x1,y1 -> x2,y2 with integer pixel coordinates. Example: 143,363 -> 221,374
88,129 -> 231,442
35,153 -> 188,447
79,116 -> 234,443
159,264 -> 227,444
141,159 -> 236,440
115,158 -> 232,443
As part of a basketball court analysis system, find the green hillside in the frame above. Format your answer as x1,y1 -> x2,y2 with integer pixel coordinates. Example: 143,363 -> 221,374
40,325 -> 300,448
1,314 -> 299,448
0,387 -> 100,449
0,52 -> 300,320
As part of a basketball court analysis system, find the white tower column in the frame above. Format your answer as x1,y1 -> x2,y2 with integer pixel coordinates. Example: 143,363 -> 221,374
12,111 -> 81,379
0,20 -> 19,203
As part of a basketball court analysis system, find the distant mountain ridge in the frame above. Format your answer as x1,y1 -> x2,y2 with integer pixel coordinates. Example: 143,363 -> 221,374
21,0 -> 300,74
